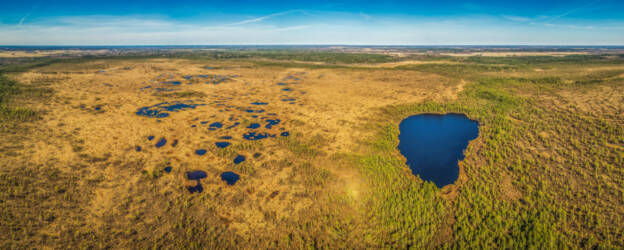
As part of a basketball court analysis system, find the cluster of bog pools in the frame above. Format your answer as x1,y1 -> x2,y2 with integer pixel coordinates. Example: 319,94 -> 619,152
138,74 -> 239,92
277,73 -> 305,105
136,100 -> 206,118
137,136 -> 179,152
133,71 -> 308,193
139,70 -> 240,91
136,135 -> 242,193
185,170 -> 240,193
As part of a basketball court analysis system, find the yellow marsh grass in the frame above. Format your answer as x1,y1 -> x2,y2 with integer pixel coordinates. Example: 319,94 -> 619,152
6,58 -> 463,246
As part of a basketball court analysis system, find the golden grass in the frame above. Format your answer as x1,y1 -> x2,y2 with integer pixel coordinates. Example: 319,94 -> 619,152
1,54 -> 622,248
1,58 -> 464,248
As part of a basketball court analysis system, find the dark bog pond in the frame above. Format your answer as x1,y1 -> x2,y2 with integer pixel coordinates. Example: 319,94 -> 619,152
221,171 -> 240,185
187,170 -> 207,180
209,122 -> 223,130
233,155 -> 245,164
247,123 -> 260,129
155,138 -> 167,148
243,132 -> 273,140
186,170 -> 207,193
265,119 -> 280,129
136,101 -> 205,118
226,122 -> 240,129
398,113 -> 478,188
161,81 -> 181,85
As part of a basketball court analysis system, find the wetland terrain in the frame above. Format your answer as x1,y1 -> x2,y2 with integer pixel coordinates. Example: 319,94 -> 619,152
0,47 -> 623,248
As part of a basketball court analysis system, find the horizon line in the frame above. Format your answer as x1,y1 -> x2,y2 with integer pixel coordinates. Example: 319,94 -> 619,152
2,44 -> 624,47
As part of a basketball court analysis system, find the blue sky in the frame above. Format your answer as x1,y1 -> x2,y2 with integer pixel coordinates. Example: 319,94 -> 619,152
1,0 -> 623,45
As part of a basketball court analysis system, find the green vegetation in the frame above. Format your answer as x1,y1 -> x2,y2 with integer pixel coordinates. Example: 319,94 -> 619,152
60,50 -> 399,64
458,54 -> 614,65
0,58 -> 57,122
356,57 -> 623,248
0,75 -> 33,122
0,50 -> 622,248
396,63 -> 518,76
192,50 -> 398,64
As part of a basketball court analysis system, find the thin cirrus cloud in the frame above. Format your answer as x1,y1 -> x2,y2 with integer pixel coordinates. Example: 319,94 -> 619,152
501,15 -> 531,22
17,1 -> 41,26
499,0 -> 616,29
543,0 -> 603,22
225,9 -> 303,26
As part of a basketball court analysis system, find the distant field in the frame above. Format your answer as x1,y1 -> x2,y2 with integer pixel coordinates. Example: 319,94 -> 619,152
439,51 -> 591,57
0,50 -> 73,58
0,50 -> 111,58
0,50 -> 622,248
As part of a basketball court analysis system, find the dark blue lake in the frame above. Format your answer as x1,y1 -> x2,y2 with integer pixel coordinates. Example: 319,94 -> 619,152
398,113 -> 478,188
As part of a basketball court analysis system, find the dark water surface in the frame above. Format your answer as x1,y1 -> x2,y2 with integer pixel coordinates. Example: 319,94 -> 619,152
398,113 -> 478,188
242,132 -> 273,140
186,171 -> 207,180
155,138 -> 167,148
233,155 -> 246,164
136,101 -> 205,118
186,170 -> 207,193
221,171 -> 240,185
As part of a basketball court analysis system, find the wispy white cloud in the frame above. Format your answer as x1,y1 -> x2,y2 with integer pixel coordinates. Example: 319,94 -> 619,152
502,1 -> 616,31
544,0 -> 602,22
359,12 -> 372,20
272,25 -> 309,32
54,15 -> 176,28
501,15 -> 530,22
226,9 -> 300,26
17,1 -> 41,27
531,21 -> 617,30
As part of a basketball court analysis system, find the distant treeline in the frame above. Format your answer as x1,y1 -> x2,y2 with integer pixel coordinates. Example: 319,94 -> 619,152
3,48 -> 624,65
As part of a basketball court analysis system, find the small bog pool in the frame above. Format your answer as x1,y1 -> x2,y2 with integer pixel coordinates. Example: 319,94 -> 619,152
186,170 -> 207,193
221,171 -> 240,185
398,113 -> 478,188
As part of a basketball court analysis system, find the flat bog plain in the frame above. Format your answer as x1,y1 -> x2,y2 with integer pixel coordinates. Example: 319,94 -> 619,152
0,48 -> 623,248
